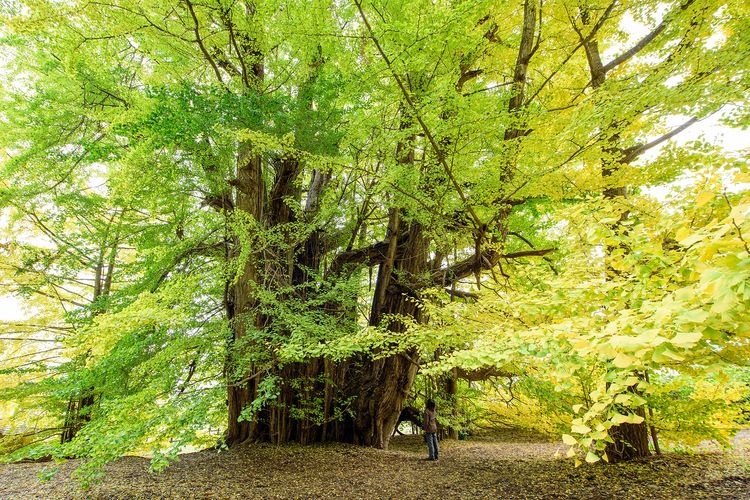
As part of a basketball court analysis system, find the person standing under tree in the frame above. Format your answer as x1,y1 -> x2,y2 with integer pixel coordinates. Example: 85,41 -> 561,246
422,399 -> 439,461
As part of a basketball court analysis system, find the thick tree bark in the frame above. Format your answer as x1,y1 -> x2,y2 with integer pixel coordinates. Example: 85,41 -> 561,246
350,351 -> 420,448
351,220 -> 428,448
605,407 -> 651,461
444,369 -> 459,440
225,145 -> 265,445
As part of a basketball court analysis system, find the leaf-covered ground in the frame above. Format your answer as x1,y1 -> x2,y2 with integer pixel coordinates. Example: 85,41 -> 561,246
2,431 -> 749,499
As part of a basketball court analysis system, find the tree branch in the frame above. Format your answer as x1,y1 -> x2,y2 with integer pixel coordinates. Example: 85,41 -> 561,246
430,247 -> 555,287
183,0 -> 226,88
326,238 -> 397,277
353,0 -> 482,230
603,0 -> 697,73
620,116 -> 699,164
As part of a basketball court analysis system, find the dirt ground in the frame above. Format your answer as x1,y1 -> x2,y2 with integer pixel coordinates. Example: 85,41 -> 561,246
1,431 -> 749,499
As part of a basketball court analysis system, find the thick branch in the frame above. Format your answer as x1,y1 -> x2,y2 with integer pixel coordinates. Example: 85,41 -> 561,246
506,0 -> 538,123
430,247 -> 555,287
603,0 -> 697,73
326,239 -> 395,277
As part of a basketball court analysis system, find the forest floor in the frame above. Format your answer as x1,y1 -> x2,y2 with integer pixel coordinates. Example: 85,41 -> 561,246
1,430 -> 749,499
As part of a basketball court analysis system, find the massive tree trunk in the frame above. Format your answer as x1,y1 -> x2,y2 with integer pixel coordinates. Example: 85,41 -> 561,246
222,2 -> 545,449
351,217 -> 428,448
605,407 -> 651,461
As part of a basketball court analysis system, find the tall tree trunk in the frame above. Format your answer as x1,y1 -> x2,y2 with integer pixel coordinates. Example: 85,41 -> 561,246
605,407 -> 651,461
225,145 -> 265,445
350,220 -> 428,448
576,6 -> 652,462
444,369 -> 459,439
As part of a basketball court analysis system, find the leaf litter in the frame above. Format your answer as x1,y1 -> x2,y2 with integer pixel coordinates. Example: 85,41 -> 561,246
1,430 -> 748,499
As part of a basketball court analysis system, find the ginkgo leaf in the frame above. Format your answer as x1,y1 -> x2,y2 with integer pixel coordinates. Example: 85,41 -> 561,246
571,424 -> 591,434
671,332 -> 703,347
585,451 -> 601,463
612,352 -> 635,369
611,413 -> 629,425
625,414 -> 645,425
695,191 -> 715,208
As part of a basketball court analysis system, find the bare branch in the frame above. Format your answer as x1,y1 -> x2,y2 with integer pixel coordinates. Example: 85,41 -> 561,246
603,0 -> 697,73
326,238 -> 396,277
723,193 -> 750,255
620,116 -> 699,163
183,0 -> 226,88
430,247 -> 555,287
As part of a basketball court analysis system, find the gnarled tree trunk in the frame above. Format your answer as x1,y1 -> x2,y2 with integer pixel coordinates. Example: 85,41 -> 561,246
350,218 -> 428,448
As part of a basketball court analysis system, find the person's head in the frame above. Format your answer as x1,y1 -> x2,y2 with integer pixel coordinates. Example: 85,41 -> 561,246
426,399 -> 436,411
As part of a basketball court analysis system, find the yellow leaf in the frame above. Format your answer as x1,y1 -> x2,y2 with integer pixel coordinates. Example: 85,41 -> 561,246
699,242 -> 719,262
674,226 -> 692,242
610,335 -> 641,351
591,430 -> 608,440
652,347 -> 685,363
611,413 -> 628,424
671,331 -> 702,347
585,451 -> 601,463
679,231 -> 706,247
614,394 -> 632,405
626,414 -> 645,424
612,352 -> 634,368
562,434 -> 577,445
696,191 -> 715,207
572,423 -> 591,434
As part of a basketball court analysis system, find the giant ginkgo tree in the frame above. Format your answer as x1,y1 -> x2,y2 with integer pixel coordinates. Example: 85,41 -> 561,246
1,0 -> 747,475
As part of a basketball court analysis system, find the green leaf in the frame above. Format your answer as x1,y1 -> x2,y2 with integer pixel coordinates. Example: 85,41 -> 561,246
585,451 -> 601,463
